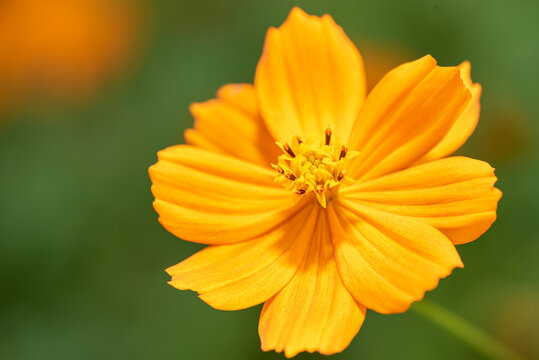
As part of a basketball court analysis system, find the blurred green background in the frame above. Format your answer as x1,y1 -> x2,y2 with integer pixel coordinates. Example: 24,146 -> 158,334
1,0 -> 538,359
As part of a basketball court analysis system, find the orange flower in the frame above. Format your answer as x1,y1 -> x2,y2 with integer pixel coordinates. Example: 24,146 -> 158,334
149,7 -> 500,358
0,0 -> 137,103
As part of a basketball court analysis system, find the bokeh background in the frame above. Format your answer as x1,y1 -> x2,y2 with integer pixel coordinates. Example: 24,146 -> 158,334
1,0 -> 538,359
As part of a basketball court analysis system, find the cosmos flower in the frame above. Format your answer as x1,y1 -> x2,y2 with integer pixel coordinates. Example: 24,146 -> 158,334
0,0 -> 138,103
149,7 -> 500,357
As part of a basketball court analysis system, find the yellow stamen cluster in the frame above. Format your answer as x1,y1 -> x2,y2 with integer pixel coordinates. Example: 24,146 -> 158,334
273,128 -> 358,207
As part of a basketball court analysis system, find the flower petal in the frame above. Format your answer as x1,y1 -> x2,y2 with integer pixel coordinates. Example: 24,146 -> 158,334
149,145 -> 303,244
185,83 -> 278,167
259,210 -> 366,358
341,156 -> 501,245
415,61 -> 482,163
255,7 -> 366,142
166,203 -> 318,310
328,200 -> 463,314
347,55 -> 471,181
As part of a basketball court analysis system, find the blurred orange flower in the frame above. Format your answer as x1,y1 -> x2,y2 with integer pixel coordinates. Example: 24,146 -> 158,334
0,0 -> 138,104
149,7 -> 501,357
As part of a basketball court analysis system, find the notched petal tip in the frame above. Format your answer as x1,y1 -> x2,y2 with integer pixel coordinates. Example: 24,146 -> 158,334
492,187 -> 503,200
288,5 -> 308,18
458,60 -> 474,89
165,263 -> 179,277
216,82 -> 250,99
286,6 -> 338,29
147,164 -> 156,178
421,53 -> 436,64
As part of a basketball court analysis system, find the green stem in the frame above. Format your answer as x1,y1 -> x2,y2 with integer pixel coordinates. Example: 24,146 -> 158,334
411,300 -> 526,360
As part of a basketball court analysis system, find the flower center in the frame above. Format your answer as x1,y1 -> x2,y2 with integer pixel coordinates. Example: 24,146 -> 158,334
272,128 -> 358,207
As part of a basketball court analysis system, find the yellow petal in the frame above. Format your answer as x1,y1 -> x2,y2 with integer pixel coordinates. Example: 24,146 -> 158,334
259,210 -> 366,358
149,145 -> 303,244
347,55 -> 471,181
341,156 -> 501,244
416,61 -> 482,163
185,83 -> 278,167
166,203 -> 318,310
328,200 -> 463,314
255,7 -> 366,142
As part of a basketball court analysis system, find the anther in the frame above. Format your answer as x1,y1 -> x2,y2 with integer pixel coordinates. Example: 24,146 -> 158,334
285,172 -> 297,181
283,143 -> 296,158
325,128 -> 332,145
296,188 -> 306,194
294,136 -> 303,144
339,145 -> 348,159
337,171 -> 345,181
272,164 -> 285,174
